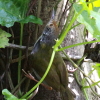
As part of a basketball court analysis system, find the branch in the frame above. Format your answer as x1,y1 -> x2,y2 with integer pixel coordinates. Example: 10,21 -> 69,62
5,43 -> 33,63
7,43 -> 33,51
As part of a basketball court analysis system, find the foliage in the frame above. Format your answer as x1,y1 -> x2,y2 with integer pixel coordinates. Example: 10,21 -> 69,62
72,0 -> 100,98
1,0 -> 42,99
0,0 -> 42,27
88,0 -> 100,10
2,89 -> 26,100
93,63 -> 100,78
73,2 -> 100,40
0,29 -> 11,48
1,0 -> 100,100
0,0 -> 42,48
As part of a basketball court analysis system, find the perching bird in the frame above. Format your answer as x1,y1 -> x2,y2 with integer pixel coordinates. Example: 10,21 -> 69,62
28,9 -> 74,100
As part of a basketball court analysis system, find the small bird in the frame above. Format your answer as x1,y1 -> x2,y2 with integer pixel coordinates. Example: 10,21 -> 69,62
28,9 -> 74,100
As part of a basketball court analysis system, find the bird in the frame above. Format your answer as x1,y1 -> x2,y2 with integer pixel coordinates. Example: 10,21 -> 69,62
28,9 -> 74,100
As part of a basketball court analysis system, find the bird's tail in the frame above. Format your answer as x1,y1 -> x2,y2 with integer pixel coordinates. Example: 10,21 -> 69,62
61,87 -> 75,100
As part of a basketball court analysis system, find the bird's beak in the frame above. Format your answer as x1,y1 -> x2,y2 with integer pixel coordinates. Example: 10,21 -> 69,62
51,8 -> 55,20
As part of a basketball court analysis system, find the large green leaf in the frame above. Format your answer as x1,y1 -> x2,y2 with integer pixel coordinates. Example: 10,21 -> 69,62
0,29 -> 11,48
73,3 -> 100,40
0,0 -> 42,27
0,0 -> 21,27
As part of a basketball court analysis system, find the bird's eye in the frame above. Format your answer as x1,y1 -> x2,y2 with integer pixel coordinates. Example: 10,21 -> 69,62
50,24 -> 53,26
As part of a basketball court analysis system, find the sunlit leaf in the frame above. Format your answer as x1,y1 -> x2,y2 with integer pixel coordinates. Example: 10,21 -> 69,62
73,3 -> 100,39
0,29 -> 11,48
88,0 -> 100,10
92,63 -> 100,78
2,89 -> 26,100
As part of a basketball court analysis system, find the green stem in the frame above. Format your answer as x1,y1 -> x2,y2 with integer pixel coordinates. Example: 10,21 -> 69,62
60,5 -> 74,35
18,23 -> 24,83
82,88 -> 89,100
20,49 -> 56,99
61,46 -> 100,89
54,7 -> 83,48
12,77 -> 26,94
84,77 -> 100,97
57,40 -> 100,52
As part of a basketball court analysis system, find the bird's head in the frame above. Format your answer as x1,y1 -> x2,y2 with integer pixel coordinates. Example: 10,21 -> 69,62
40,9 -> 59,47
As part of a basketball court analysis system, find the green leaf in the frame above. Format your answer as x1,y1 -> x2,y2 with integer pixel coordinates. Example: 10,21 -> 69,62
73,3 -> 100,39
90,10 -> 100,39
83,80 -> 100,88
0,0 -> 20,27
20,15 -> 43,25
0,0 -> 42,27
92,63 -> 100,78
93,7 -> 100,12
0,29 -> 11,48
12,0 -> 29,17
2,89 -> 26,100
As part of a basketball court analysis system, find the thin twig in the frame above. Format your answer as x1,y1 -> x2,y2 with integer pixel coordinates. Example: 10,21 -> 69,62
8,28 -> 15,91
10,55 -> 26,63
12,77 -> 26,94
6,43 -> 32,63
23,25 -> 33,71
22,69 -> 52,90
35,0 -> 42,41
27,0 -> 37,15
7,43 -> 33,51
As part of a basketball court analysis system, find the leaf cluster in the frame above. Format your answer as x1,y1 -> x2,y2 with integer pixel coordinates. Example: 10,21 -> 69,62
0,0 -> 42,48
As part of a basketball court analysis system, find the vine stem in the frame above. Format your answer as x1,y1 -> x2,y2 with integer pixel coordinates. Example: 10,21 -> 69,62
61,46 -> 100,89
54,6 -> 83,48
18,23 -> 24,84
20,49 -> 56,99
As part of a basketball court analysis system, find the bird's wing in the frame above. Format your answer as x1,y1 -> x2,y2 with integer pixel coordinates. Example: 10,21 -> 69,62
31,36 -> 42,54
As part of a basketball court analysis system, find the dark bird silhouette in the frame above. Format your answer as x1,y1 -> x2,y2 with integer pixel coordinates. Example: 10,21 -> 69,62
28,9 -> 74,100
